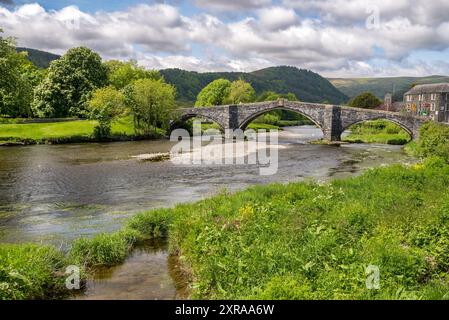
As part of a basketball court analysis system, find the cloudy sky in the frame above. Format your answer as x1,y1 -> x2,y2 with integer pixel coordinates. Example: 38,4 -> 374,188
1,0 -> 449,77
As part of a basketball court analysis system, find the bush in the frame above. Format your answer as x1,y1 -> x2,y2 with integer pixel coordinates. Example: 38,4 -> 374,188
415,122 -> 449,162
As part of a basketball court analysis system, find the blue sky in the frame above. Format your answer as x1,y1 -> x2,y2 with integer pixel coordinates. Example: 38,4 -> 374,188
1,0 -> 449,77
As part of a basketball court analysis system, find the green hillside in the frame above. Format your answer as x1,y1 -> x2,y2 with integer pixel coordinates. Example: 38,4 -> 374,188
330,76 -> 449,101
161,66 -> 348,105
16,47 -> 60,68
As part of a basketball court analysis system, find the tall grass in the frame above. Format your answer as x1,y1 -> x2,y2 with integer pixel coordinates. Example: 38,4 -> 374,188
0,244 -> 67,300
162,159 -> 449,299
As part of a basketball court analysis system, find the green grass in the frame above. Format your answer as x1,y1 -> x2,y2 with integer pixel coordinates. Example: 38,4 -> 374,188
0,116 -> 136,144
69,230 -> 138,268
0,244 -> 67,300
149,158 -> 449,299
343,120 -> 411,145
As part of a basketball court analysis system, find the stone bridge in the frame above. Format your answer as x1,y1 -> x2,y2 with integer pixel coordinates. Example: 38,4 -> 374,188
171,100 -> 430,141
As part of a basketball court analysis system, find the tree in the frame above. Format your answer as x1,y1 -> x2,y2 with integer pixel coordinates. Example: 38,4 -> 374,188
32,47 -> 108,118
349,92 -> 382,109
257,91 -> 298,102
195,79 -> 231,107
105,60 -> 161,90
0,30 -> 34,117
224,79 -> 256,104
88,86 -> 126,139
124,79 -> 175,135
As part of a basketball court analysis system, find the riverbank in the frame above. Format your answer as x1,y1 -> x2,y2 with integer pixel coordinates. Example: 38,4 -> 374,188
2,157 -> 449,300
0,117 -> 287,146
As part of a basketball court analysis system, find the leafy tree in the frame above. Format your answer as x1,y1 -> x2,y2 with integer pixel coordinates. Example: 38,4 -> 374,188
0,30 -> 34,117
195,79 -> 231,107
88,86 -> 126,139
32,47 -> 108,118
105,60 -> 161,90
257,91 -> 298,102
349,92 -> 382,109
124,79 -> 175,135
224,79 -> 256,104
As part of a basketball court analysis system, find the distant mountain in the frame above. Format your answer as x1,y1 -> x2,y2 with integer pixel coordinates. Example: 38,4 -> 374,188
16,47 -> 60,68
329,76 -> 449,101
161,66 -> 349,105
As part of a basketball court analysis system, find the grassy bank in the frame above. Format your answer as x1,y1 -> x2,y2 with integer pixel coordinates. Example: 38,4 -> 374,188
0,116 -> 159,145
3,158 -> 449,299
343,120 -> 411,145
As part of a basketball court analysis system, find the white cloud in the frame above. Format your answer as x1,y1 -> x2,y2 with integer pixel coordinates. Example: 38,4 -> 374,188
0,1 -> 448,77
257,6 -> 297,30
194,0 -> 271,12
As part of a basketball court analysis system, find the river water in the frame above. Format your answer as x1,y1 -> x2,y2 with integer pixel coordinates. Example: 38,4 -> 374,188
0,126 -> 416,299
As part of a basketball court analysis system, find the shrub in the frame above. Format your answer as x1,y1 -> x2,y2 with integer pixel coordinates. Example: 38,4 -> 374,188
415,122 -> 449,163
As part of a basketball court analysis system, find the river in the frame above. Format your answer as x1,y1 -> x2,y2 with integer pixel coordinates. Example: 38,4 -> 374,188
0,126 -> 416,299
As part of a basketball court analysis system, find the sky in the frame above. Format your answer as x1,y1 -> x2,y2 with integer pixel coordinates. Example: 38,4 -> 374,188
1,0 -> 449,78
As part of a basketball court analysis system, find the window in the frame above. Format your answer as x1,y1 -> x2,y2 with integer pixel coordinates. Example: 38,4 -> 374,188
431,93 -> 437,101
441,105 -> 445,111
431,103 -> 436,111
419,94 -> 424,101
407,95 -> 413,102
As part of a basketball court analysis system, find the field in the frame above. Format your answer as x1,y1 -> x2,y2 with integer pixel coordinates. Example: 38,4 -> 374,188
0,117 -> 135,144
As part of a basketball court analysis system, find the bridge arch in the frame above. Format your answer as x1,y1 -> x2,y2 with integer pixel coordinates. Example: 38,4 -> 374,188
341,115 -> 415,140
170,113 -> 226,132
237,102 -> 327,133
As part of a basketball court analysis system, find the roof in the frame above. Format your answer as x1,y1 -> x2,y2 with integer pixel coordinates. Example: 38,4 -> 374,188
405,83 -> 449,95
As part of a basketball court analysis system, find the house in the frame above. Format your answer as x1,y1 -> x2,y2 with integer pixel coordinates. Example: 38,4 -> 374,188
403,83 -> 449,122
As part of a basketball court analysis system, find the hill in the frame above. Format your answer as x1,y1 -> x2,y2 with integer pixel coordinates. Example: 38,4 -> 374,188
161,66 -> 349,105
16,47 -> 60,68
330,76 -> 449,101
